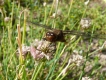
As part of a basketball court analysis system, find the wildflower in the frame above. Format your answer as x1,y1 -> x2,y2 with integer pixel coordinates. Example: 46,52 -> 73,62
84,0 -> 90,6
30,39 -> 56,60
31,39 -> 56,53
58,51 -> 84,77
30,46 -> 49,60
4,17 -> 10,22
43,2 -> 46,7
82,77 -> 92,80
70,50 -> 84,66
80,18 -> 91,29
50,13 -> 56,18
17,39 -> 56,60
17,45 -> 30,56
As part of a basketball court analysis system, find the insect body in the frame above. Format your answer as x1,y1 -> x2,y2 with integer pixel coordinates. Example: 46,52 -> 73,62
45,29 -> 66,42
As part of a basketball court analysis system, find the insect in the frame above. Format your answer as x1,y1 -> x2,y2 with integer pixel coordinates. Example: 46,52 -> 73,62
43,29 -> 89,42
23,20 -> 106,42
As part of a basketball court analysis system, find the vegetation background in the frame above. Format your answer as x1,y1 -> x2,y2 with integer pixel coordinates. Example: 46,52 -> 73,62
0,0 -> 106,80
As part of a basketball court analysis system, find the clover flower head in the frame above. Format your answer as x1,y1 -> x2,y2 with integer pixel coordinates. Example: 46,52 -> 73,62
30,39 -> 56,60
17,39 -> 56,60
70,53 -> 84,66
80,18 -> 91,29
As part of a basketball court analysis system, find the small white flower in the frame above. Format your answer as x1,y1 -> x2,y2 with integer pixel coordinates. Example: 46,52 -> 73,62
4,17 -> 10,22
84,0 -> 90,5
82,77 -> 92,80
70,53 -> 84,66
58,52 -> 84,76
43,2 -> 46,7
17,45 -> 30,56
50,13 -> 56,18
80,18 -> 91,28
53,13 -> 56,18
